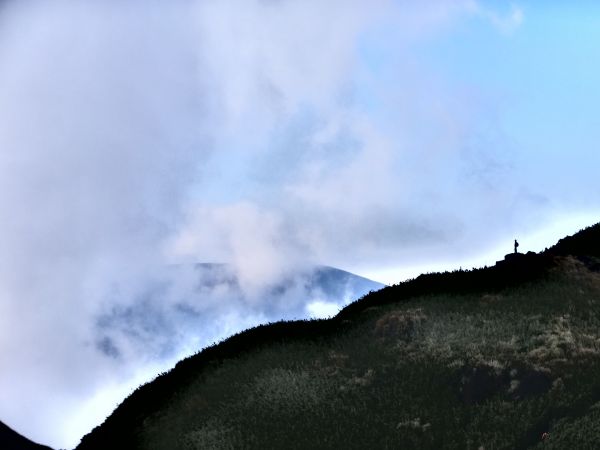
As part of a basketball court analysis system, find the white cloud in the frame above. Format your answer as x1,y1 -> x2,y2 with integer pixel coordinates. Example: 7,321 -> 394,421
0,1 -> 208,447
0,1 -> 393,446
306,300 -> 341,319
167,202 -> 312,295
477,2 -> 524,35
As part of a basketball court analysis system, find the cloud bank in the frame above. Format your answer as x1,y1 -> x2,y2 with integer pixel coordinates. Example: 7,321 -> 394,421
0,1 -> 393,446
0,1 -> 208,446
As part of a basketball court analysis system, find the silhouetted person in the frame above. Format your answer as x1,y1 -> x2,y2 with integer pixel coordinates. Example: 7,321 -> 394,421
514,239 -> 519,254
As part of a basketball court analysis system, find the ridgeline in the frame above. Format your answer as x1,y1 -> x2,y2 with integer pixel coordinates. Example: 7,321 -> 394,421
77,223 -> 600,449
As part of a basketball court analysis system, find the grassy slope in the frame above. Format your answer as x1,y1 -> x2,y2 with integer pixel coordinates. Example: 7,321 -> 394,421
77,224 -> 600,450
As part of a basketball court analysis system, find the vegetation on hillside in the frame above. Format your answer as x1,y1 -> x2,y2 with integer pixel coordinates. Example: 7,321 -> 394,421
77,223 -> 600,449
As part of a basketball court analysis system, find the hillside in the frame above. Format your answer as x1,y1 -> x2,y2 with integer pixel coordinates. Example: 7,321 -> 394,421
77,223 -> 600,449
0,421 -> 53,450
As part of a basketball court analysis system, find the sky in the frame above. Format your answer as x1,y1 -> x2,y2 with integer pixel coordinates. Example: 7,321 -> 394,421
0,1 -> 599,448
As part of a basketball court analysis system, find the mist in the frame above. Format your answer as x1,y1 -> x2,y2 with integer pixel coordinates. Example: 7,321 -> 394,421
0,1 -> 596,448
0,1 -> 388,446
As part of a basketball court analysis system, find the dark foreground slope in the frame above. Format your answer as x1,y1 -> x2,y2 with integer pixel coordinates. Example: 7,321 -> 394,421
0,421 -> 53,450
78,223 -> 600,450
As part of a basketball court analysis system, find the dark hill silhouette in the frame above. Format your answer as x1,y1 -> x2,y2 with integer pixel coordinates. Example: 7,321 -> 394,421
76,222 -> 600,449
548,222 -> 600,256
0,420 -> 53,450
545,222 -> 600,270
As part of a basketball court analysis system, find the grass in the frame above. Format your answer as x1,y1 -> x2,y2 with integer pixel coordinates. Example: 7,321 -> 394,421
77,224 -> 600,450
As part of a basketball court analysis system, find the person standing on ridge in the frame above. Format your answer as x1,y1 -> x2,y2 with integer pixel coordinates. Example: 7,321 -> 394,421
514,239 -> 519,254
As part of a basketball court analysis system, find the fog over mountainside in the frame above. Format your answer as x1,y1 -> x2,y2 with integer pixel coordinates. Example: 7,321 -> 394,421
1,260 -> 382,449
94,264 -> 384,364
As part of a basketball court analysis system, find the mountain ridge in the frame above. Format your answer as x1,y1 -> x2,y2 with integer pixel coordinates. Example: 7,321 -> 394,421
75,222 -> 600,449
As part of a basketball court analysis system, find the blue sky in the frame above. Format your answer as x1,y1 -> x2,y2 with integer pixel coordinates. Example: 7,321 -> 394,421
423,3 -> 600,175
0,1 -> 599,448
346,1 -> 600,280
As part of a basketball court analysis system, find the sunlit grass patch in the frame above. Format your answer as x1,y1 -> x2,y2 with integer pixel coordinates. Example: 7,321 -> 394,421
373,308 -> 427,343
180,419 -> 239,450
